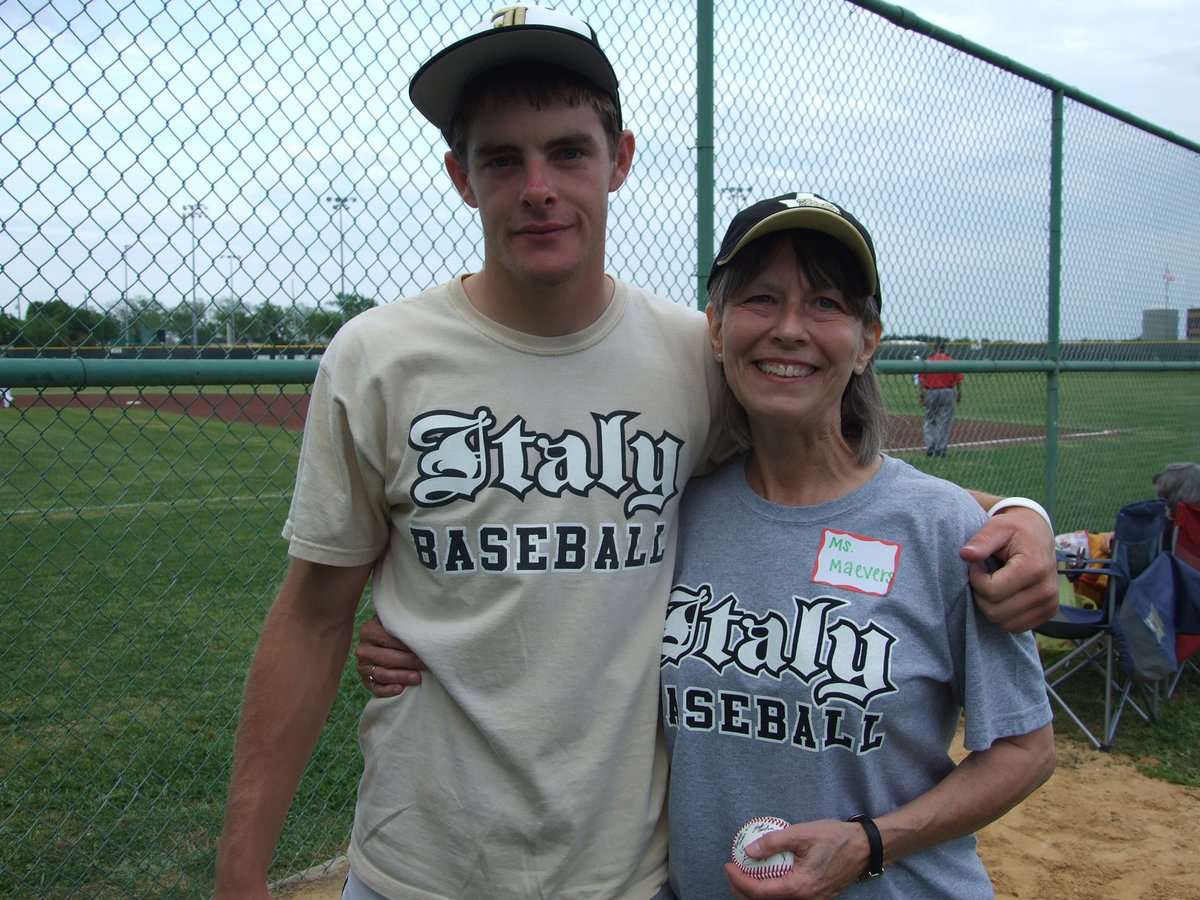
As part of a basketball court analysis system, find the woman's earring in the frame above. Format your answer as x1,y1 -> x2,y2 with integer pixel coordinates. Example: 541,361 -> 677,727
716,352 -> 723,361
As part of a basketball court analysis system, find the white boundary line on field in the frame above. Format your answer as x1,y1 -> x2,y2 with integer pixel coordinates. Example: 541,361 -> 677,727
7,491 -> 291,520
890,429 -> 1119,454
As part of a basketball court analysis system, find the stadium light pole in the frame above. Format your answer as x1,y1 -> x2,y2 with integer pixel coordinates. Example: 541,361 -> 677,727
219,250 -> 241,347
123,244 -> 133,345
182,202 -> 207,348
325,194 -> 357,323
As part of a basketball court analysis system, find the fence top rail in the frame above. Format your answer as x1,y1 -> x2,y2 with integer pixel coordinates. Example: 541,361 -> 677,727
1,357 -> 1197,390
847,0 -> 1200,154
0,358 -> 320,388
889,360 -> 1200,373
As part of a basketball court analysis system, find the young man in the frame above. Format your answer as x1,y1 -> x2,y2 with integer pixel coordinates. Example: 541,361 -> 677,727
215,9 -> 1058,899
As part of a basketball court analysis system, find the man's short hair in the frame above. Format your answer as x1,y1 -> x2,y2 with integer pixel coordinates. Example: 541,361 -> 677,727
446,62 -> 623,162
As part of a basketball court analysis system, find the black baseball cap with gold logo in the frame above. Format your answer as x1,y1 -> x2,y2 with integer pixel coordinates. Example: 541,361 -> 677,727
709,192 -> 881,304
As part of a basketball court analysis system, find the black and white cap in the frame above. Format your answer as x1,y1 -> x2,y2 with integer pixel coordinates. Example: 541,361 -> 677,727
409,6 -> 621,140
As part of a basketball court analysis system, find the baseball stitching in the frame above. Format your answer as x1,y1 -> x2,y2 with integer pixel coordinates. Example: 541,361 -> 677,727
731,816 -> 793,879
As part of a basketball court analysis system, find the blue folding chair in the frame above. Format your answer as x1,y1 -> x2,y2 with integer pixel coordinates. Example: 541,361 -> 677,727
1036,498 -> 1168,750
1166,501 -> 1200,698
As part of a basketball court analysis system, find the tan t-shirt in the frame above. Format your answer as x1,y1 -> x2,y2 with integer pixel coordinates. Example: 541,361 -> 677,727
285,276 -> 721,899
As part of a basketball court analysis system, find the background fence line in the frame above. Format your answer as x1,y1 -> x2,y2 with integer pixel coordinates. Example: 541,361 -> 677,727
2,0 -> 1198,896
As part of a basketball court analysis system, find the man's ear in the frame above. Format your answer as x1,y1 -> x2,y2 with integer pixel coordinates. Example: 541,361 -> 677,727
608,130 -> 635,193
445,151 -> 478,209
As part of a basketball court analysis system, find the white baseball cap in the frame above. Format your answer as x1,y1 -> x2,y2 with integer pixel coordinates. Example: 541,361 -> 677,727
409,6 -> 622,140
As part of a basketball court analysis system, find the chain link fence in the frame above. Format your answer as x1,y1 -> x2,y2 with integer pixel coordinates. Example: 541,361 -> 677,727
2,0 -> 1198,896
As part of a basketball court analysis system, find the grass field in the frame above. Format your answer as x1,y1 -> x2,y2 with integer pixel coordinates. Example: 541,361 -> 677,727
1,391 -> 366,897
1,371 -> 1198,897
884,369 -> 1200,530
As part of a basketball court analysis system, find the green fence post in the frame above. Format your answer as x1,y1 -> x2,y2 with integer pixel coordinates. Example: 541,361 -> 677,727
696,0 -> 714,310
1045,89 -> 1064,523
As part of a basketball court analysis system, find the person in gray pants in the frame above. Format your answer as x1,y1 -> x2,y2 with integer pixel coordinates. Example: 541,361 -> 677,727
919,340 -> 962,457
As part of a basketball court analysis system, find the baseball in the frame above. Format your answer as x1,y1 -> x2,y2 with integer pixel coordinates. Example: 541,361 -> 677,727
731,816 -> 794,879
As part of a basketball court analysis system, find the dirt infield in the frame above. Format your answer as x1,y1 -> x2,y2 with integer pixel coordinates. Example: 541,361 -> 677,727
14,391 -> 1069,452
269,730 -> 1200,900
882,413 -> 1056,454
17,390 -> 312,432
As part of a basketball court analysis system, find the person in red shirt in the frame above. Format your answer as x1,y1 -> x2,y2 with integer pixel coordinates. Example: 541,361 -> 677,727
919,340 -> 962,457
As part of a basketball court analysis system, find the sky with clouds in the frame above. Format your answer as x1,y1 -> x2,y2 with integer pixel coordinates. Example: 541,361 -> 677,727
845,0 -> 1200,340
893,0 -> 1200,143
1,0 -> 1197,344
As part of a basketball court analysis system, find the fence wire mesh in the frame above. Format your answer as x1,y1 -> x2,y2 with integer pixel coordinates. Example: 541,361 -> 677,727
2,0 -> 1198,896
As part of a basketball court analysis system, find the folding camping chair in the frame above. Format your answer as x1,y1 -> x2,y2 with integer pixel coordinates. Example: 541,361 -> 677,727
1036,497 -> 1168,750
1165,500 -> 1200,698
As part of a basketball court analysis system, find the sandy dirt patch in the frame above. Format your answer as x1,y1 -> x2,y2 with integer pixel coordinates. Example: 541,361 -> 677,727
270,733 -> 1200,900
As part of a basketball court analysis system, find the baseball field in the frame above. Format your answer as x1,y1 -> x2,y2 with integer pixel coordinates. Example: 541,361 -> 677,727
2,368 -> 1197,897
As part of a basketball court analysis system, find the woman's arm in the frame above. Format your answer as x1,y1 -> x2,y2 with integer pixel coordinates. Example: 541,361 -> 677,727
725,724 -> 1056,899
874,723 -> 1056,864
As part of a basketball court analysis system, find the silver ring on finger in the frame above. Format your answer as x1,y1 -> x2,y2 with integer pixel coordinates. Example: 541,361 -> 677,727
368,664 -> 377,686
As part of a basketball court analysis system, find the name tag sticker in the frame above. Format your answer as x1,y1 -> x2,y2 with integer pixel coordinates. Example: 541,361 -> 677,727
812,529 -> 901,596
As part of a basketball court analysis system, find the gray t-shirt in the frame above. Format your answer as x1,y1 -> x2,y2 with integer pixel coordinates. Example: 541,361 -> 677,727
662,454 -> 1051,899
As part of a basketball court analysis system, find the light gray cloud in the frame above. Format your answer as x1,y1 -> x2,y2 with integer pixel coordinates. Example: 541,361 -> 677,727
2,0 -> 1195,343
897,0 -> 1200,142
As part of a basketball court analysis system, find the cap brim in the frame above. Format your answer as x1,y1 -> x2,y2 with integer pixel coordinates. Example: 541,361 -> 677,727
715,207 -> 879,297
410,26 -> 620,134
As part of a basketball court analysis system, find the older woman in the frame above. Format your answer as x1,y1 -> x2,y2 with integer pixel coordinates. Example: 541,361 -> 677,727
357,195 -> 1057,899
664,193 -> 1054,899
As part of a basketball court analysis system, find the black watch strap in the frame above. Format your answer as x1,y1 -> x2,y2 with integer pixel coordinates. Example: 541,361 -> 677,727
848,814 -> 884,881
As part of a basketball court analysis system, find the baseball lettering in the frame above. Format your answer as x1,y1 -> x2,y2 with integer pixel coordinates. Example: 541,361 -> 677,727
404,406 -> 684,576
663,685 -> 887,753
410,521 -> 668,572
663,584 -> 897,754
409,407 -> 682,517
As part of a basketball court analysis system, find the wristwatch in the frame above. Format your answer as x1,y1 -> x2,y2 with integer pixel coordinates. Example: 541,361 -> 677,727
848,814 -> 884,881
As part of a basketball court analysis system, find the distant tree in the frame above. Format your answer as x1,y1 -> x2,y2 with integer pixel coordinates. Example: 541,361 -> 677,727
251,301 -> 290,344
337,291 -> 377,320
213,296 -> 256,346
166,302 -> 208,345
117,295 -> 170,344
290,292 -> 377,342
22,299 -> 116,347
0,310 -> 21,344
290,304 -> 328,343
